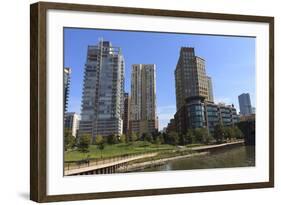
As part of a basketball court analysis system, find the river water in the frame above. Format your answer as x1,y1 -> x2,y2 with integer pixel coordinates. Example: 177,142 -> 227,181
142,145 -> 255,172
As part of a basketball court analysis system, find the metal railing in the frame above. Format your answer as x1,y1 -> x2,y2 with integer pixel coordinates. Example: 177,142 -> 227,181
64,151 -> 160,171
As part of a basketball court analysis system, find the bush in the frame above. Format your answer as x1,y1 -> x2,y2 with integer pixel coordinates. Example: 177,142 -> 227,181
106,134 -> 118,144
64,129 -> 76,151
142,133 -> 153,143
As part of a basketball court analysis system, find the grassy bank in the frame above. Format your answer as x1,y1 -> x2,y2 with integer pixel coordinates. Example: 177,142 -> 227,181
65,141 -> 175,161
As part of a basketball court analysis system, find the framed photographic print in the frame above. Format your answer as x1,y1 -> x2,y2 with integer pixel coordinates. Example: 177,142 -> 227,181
30,1 -> 274,202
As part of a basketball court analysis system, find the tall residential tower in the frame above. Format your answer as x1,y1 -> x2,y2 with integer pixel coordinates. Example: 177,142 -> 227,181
175,47 -> 213,110
130,64 -> 158,136
79,40 -> 125,140
173,47 -> 238,135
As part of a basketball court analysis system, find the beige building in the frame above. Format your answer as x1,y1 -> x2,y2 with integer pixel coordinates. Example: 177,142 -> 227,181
175,47 -> 213,110
129,64 -> 158,136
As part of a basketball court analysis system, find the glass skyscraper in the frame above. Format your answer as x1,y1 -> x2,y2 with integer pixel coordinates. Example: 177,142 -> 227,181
79,40 -> 125,140
238,93 -> 253,116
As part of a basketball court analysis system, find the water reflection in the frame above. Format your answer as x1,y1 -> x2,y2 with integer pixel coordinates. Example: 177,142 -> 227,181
142,145 -> 255,172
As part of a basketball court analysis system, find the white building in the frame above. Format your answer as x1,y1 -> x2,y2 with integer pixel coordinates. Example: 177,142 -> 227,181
64,112 -> 80,137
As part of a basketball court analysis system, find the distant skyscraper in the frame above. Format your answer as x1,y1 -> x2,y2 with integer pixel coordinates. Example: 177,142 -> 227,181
175,47 -> 212,110
79,40 -> 125,139
122,92 -> 130,135
130,64 -> 158,136
64,67 -> 71,113
207,76 -> 214,102
64,112 -> 80,137
238,93 -> 253,116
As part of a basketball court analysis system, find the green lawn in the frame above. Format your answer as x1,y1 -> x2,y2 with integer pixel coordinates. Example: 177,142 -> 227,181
65,141 -> 176,162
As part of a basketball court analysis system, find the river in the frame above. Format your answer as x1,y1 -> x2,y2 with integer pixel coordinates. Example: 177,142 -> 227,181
141,145 -> 255,172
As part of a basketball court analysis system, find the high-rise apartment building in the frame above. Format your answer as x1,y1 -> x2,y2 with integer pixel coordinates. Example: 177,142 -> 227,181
238,93 -> 252,116
64,112 -> 80,138
175,47 -> 212,110
173,47 -> 238,135
64,67 -> 71,113
79,40 -> 125,140
130,64 -> 158,136
122,92 -> 130,135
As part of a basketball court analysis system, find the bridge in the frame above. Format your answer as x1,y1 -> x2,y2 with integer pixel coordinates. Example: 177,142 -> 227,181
64,152 -> 158,176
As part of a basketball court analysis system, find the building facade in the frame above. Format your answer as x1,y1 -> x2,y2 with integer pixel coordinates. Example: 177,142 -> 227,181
175,47 -> 213,110
174,97 -> 239,135
122,92 -> 130,135
129,64 -> 158,136
166,118 -> 177,133
238,93 -> 253,116
79,40 -> 125,140
64,67 -> 71,113
64,112 -> 80,137
207,76 -> 214,102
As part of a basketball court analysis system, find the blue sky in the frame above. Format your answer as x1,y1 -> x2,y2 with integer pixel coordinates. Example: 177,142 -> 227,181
64,28 -> 256,130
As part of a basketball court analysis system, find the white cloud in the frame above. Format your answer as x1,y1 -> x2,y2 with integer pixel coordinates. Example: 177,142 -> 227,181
214,97 -> 232,105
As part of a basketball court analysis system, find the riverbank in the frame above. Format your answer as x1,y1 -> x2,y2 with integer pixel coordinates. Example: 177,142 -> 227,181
117,140 -> 245,172
116,152 -> 209,172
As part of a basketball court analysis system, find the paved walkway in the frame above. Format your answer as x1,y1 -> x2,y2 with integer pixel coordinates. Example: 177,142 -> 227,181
190,140 -> 244,151
65,152 -> 157,176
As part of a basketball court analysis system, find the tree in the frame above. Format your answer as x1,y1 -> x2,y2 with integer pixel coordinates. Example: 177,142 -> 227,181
95,135 -> 105,158
130,132 -> 138,143
143,132 -> 153,143
153,135 -> 162,145
194,128 -> 209,144
119,134 -> 126,143
168,131 -> 179,145
77,134 -> 91,152
151,130 -> 161,142
233,126 -> 244,139
185,129 -> 195,144
224,127 -> 235,141
64,129 -> 76,151
162,132 -> 169,144
204,134 -> 214,144
213,124 -> 225,143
